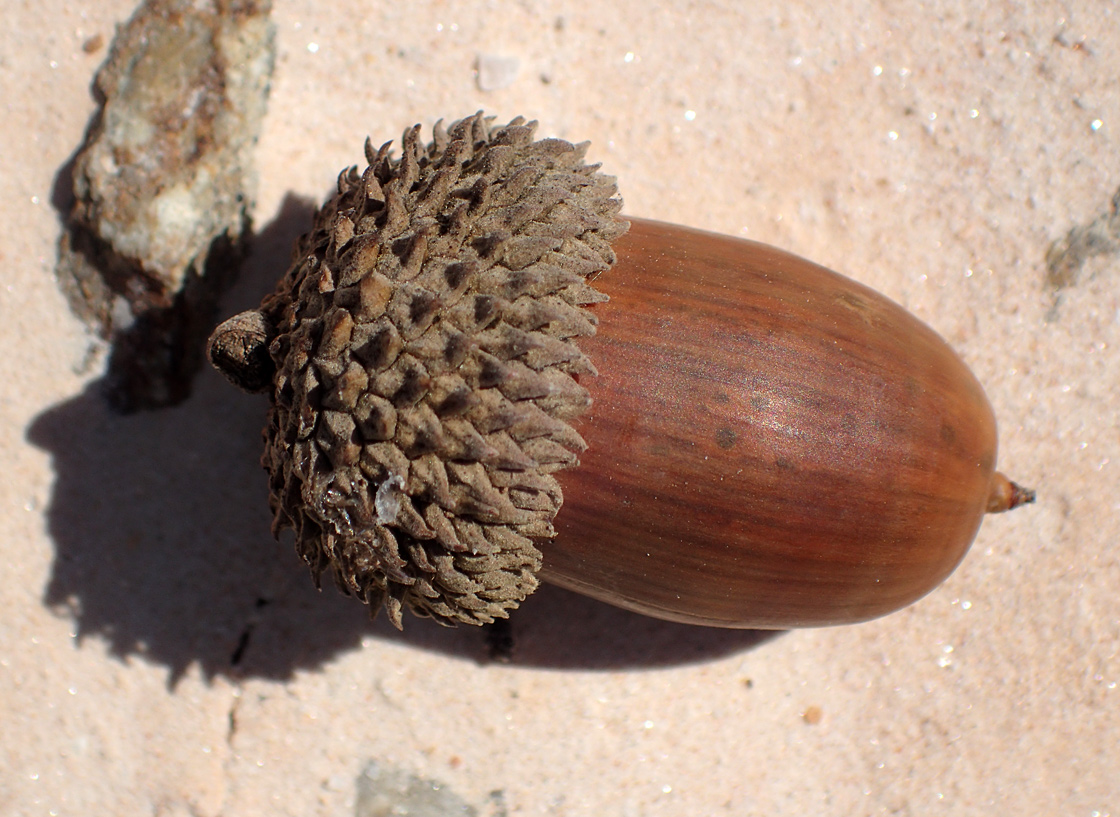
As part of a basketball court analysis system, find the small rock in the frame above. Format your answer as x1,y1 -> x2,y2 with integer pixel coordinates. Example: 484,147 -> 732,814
476,54 -> 520,91
355,761 -> 476,817
57,0 -> 276,410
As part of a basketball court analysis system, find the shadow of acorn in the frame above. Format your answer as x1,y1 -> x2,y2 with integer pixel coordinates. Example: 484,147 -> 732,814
28,194 -> 775,687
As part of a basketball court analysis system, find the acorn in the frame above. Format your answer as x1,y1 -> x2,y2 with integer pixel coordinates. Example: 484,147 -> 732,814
208,113 -> 1033,630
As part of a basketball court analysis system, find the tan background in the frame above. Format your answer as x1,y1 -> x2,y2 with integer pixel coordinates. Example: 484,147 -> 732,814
2,1 -> 1118,814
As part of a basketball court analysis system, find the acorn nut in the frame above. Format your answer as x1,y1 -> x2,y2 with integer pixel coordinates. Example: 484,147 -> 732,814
208,113 -> 1033,630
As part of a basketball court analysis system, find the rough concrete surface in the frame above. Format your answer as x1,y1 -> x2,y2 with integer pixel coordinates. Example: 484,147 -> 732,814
2,2 -> 1117,815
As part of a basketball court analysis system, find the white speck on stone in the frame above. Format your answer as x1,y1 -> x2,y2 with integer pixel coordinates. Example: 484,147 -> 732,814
476,53 -> 520,91
110,295 -> 135,330
375,474 -> 405,524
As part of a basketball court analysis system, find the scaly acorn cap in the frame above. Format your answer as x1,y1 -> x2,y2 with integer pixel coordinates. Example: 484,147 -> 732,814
208,113 -> 628,627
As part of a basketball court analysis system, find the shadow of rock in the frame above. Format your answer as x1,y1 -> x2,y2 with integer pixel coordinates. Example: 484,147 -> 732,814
28,194 -> 776,686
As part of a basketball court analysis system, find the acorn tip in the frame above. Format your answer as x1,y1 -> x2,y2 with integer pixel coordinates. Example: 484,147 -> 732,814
986,471 -> 1036,513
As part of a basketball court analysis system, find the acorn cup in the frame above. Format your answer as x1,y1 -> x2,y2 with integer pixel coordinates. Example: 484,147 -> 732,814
208,113 -> 1033,630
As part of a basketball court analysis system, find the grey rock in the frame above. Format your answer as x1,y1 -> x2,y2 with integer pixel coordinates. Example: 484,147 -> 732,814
476,54 -> 520,91
355,761 -> 477,817
58,0 -> 275,410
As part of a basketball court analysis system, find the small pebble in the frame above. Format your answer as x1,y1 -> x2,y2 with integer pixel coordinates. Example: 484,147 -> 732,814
476,54 -> 520,91
82,33 -> 105,54
356,761 -> 476,817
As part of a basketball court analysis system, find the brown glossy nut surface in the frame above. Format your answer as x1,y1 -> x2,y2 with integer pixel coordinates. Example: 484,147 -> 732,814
546,218 -> 1000,628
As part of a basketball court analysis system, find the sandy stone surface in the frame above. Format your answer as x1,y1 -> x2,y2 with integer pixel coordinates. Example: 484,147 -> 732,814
2,2 -> 1117,815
